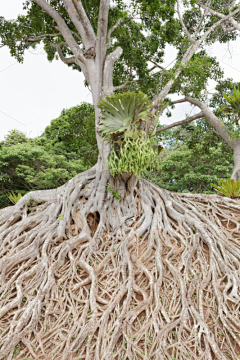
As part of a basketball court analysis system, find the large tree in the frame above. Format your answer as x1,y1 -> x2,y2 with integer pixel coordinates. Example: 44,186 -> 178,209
1,1 -> 240,360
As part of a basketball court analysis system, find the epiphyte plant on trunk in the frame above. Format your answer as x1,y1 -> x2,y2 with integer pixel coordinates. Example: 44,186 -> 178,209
98,91 -> 164,178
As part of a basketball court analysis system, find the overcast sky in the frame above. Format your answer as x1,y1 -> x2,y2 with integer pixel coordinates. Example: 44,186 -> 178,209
1,1 -> 240,141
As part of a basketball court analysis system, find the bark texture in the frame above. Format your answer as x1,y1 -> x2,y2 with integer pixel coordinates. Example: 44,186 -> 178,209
184,96 -> 240,181
1,169 -> 240,360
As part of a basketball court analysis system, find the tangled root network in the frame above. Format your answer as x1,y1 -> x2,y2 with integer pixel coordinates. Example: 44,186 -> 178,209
1,168 -> 240,360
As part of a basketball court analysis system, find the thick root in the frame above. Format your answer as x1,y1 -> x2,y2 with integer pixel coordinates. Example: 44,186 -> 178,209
0,168 -> 240,360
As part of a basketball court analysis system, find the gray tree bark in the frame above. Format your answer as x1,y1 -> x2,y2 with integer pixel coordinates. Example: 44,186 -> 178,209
184,96 -> 240,180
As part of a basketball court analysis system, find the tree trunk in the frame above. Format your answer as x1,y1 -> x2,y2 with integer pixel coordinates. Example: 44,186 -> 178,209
231,144 -> 240,180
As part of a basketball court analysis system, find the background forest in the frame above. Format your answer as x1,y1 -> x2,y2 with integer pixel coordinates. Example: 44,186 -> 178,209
0,96 -> 234,209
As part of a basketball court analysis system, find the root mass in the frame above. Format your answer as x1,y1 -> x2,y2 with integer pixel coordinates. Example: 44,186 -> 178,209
0,168 -> 240,360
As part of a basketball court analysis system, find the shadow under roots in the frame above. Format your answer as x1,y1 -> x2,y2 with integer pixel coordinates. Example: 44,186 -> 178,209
87,211 -> 100,237
0,168 -> 240,360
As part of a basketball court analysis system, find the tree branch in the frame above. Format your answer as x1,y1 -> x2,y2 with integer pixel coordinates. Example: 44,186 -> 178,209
94,0 -> 111,99
103,46 -> 123,95
50,42 -> 76,64
33,0 -> 85,63
156,111 -> 204,133
107,19 -> 122,48
113,73 -> 136,91
177,0 -> 194,43
228,16 -> 240,32
96,0 -> 110,57
185,95 -> 237,149
28,33 -> 61,42
199,3 -> 240,31
149,60 -> 166,70
73,0 -> 96,45
62,0 -> 95,49
172,98 -> 188,105
222,24 -> 236,33
151,6 -> 240,109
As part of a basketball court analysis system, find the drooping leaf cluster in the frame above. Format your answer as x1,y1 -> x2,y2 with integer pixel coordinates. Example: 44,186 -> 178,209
109,135 -> 160,178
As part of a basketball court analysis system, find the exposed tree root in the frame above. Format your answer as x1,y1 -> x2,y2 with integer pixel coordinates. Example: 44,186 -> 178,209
1,168 -> 240,360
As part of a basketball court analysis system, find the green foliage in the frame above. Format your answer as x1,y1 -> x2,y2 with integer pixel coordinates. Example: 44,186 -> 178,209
219,87 -> 240,119
107,184 -> 122,199
24,196 -> 35,207
98,92 -> 160,178
211,178 -> 240,198
109,135 -> 160,178
13,343 -> 20,358
146,122 -> 233,193
7,191 -> 22,205
98,91 -> 151,141
209,79 -> 240,140
0,129 -> 87,209
3,129 -> 28,146
0,0 -> 225,99
44,103 -> 97,167
175,53 -> 224,99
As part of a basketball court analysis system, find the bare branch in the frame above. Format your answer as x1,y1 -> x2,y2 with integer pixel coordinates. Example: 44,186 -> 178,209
73,0 -> 96,45
33,0 -> 85,63
177,0 -> 194,43
113,73 -> 135,91
156,111 -> 204,133
149,60 -> 166,70
28,33 -> 61,41
228,16 -> 240,32
52,25 -> 82,41
193,5 -> 206,38
62,0 -> 95,49
50,42 -> 76,64
103,46 -> 123,95
199,3 -> 240,31
151,7 -> 240,108
222,24 -> 236,33
107,19 -> 122,48
50,41 -> 90,84
172,98 -> 188,105
96,0 -> 110,57
185,95 -> 237,149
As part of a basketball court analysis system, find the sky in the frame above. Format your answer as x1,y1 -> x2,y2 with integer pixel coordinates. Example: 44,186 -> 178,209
0,1 -> 240,141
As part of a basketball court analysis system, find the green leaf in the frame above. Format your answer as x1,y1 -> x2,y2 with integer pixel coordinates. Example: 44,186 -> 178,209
98,91 -> 151,140
211,178 -> 240,198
